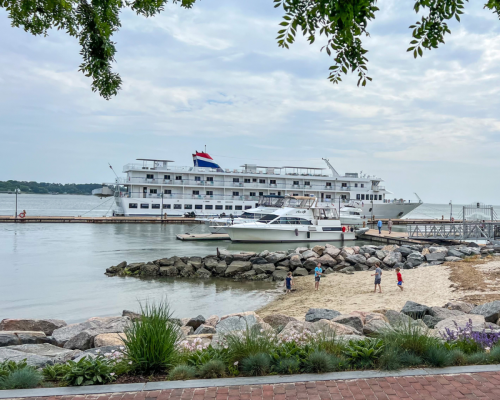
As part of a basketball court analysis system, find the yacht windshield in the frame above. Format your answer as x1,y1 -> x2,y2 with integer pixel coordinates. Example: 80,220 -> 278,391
239,212 -> 268,219
257,214 -> 279,223
270,217 -> 312,225
258,195 -> 285,208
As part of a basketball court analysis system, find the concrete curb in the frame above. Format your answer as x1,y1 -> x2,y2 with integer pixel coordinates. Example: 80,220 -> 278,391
2,364 -> 500,399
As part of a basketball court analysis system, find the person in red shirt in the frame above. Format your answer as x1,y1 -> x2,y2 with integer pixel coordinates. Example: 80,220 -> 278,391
395,267 -> 404,291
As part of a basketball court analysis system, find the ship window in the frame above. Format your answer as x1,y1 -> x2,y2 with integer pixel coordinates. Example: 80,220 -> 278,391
355,183 -> 358,187
184,204 -> 193,209
325,195 -> 331,199
146,174 -> 154,179
258,214 -> 278,223
129,203 -> 138,209
150,189 -> 157,194
215,205 -> 223,210
235,205 -> 243,210
259,179 -> 265,184
356,194 -> 361,200
326,182 -> 332,187
205,205 -> 213,210
164,175 -> 170,180
244,179 -> 251,183
164,189 -> 171,194
370,195 -> 373,200
341,183 -> 347,187
192,190 -> 200,195
233,192 -> 239,196
379,195 -> 382,200
195,205 -> 203,209
270,193 -> 276,196
252,178 -> 257,182
270,180 -> 276,184
322,227 -> 342,231
225,205 -> 233,210
206,191 -> 213,195
361,194 -> 365,200
174,204 -> 182,209
245,206 -> 252,210
175,176 -> 182,180
361,184 -> 364,188
163,204 -> 171,209
305,181 -> 310,186
293,181 -> 299,185
152,204 -> 160,209
270,217 -> 311,225
233,178 -> 240,183
206,177 -> 213,181
195,176 -> 201,181
249,192 -> 256,196
259,192 -> 264,196
140,204 -> 149,209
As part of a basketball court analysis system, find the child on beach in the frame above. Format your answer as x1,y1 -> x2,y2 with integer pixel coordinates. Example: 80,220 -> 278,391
371,262 -> 382,293
396,267 -> 404,291
285,271 -> 293,294
314,262 -> 323,291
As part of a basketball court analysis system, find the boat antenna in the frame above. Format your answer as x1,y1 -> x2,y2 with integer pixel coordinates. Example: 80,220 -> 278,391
414,192 -> 423,203
108,162 -> 119,181
322,158 -> 340,177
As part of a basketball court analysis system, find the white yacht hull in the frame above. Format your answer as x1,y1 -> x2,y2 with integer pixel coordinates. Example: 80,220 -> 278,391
225,225 -> 356,243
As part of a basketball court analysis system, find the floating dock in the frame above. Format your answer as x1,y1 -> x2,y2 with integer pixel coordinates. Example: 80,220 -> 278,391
176,233 -> 230,241
0,216 -> 203,224
356,229 -> 433,246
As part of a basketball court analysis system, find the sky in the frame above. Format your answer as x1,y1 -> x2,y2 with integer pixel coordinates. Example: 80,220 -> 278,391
0,0 -> 500,204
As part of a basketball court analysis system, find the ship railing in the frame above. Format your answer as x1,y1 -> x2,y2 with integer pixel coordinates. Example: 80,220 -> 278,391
119,193 -> 262,201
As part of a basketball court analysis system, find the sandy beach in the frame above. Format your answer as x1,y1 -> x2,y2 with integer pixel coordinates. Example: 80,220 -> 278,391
258,256 -> 500,319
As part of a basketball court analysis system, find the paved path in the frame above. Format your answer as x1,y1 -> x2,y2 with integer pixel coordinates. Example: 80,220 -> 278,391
13,371 -> 500,400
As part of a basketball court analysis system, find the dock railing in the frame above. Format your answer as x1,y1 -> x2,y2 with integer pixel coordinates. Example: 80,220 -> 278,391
407,222 -> 500,241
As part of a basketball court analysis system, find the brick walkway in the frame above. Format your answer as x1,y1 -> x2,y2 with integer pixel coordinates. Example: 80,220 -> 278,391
15,371 -> 500,400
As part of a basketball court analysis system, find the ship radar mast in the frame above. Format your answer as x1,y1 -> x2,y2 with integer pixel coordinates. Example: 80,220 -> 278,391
322,158 -> 340,177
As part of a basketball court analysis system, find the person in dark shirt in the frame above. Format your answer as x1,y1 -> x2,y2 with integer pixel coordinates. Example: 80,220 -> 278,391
285,272 -> 293,294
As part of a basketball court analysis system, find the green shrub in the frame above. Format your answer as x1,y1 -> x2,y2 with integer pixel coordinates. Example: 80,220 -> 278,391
123,300 -> 181,374
449,349 -> 467,366
466,352 -> 490,365
329,355 -> 348,372
378,346 -> 403,371
445,339 -> 482,355
424,346 -> 454,368
0,368 -> 44,390
343,339 -> 384,369
241,353 -> 271,376
184,346 -> 229,367
168,365 -> 197,381
399,352 -> 423,367
0,360 -> 30,378
489,346 -> 500,363
225,328 -> 276,362
304,350 -> 335,373
310,327 -> 343,355
42,363 -> 71,381
63,356 -> 117,386
379,322 -> 438,357
270,342 -> 310,368
273,357 -> 301,375
198,360 -> 226,379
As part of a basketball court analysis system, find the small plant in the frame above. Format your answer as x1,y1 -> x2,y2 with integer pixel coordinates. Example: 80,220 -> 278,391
441,319 -> 500,350
273,357 -> 301,375
42,363 -> 71,381
225,328 -> 277,362
168,365 -> 197,381
269,341 -> 310,368
0,367 -> 44,390
400,352 -> 423,367
488,345 -> 500,363
449,349 -> 467,366
184,346 -> 229,367
123,300 -> 181,374
63,356 -> 117,386
304,350 -> 334,373
198,360 -> 226,379
466,352 -> 490,365
241,353 -> 271,376
424,346 -> 454,368
343,339 -> 384,369
0,359 -> 30,378
379,322 -> 437,357
378,346 -> 403,371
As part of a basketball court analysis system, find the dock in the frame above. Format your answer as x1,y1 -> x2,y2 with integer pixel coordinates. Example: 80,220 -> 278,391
0,216 -> 203,224
176,233 -> 230,241
357,229 -> 434,246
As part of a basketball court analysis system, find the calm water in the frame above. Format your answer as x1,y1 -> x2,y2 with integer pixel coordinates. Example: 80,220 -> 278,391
1,194 -> 498,323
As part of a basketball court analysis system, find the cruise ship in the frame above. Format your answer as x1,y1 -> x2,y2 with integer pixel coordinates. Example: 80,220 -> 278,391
99,151 -> 421,218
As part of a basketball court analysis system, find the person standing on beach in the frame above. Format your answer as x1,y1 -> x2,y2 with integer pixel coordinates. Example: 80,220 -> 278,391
314,262 -> 323,291
371,262 -> 382,293
377,219 -> 383,235
396,267 -> 404,291
285,272 -> 293,294
388,219 -> 393,234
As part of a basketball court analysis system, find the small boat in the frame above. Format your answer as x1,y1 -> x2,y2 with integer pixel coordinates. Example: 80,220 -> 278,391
225,196 -> 356,243
340,205 -> 364,226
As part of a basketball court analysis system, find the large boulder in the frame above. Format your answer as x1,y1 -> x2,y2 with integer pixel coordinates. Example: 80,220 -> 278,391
301,250 -> 319,260
363,319 -> 392,335
225,261 -> 252,276
253,263 -> 276,274
395,246 -> 413,257
158,258 -> 174,266
366,257 -> 381,267
401,301 -> 430,319
312,246 -> 325,256
383,252 -> 402,267
293,267 -> 309,276
375,250 -> 386,261
447,249 -> 465,258
289,255 -> 302,269
259,250 -> 270,258
331,315 -> 363,333
203,257 -> 219,270
470,301 -> 500,323
94,333 -> 126,347
278,321 -> 315,337
303,259 -> 319,270
0,331 -> 49,347
242,270 -> 256,279
360,246 -> 377,256
251,257 -> 269,265
196,268 -> 212,279
313,319 -> 361,336
52,316 -> 131,348
429,246 -> 448,254
316,254 -> 337,267
346,254 -> 366,265
0,319 -> 66,336
0,344 -> 80,367
443,301 -> 475,313
159,266 -> 178,276
140,262 -> 159,276
272,270 -> 289,281
305,308 -> 341,322
215,262 -> 228,275
216,311 -> 263,333
188,256 -> 203,269
435,314 -> 487,335
186,315 -> 206,330
425,252 -> 446,262
262,314 -> 298,330
324,246 -> 341,258
265,252 -> 287,264
194,324 -> 217,335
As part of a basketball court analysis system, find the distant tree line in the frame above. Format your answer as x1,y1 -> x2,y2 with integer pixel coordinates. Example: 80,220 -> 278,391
0,180 -> 102,195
